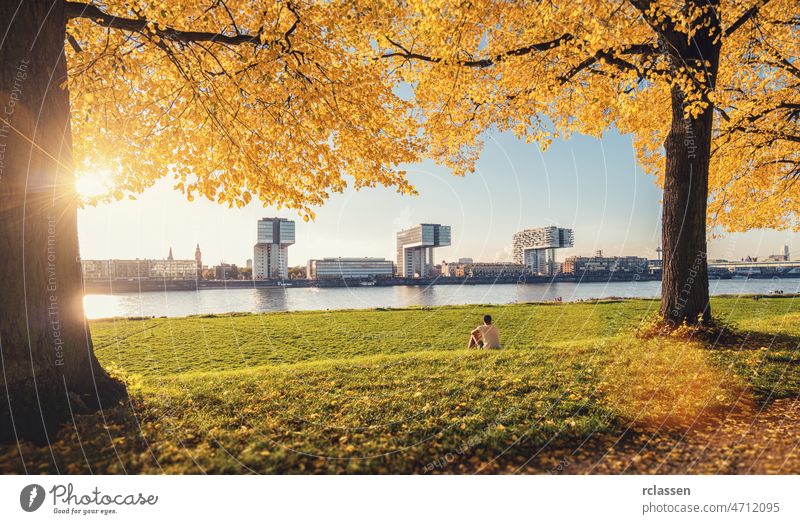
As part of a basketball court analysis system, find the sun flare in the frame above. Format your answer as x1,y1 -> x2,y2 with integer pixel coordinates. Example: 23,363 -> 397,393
74,168 -> 114,199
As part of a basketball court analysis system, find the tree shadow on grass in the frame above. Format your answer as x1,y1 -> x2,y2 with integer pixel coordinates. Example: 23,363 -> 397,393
636,316 -> 800,401
696,326 -> 800,401
707,327 -> 800,353
519,325 -> 800,475
0,398 -> 167,474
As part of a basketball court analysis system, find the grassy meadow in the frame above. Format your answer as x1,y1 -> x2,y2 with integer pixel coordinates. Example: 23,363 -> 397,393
2,296 -> 800,474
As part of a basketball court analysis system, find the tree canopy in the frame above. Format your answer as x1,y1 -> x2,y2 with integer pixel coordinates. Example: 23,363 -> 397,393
65,1 -> 798,232
65,1 -> 422,219
370,0 -> 798,231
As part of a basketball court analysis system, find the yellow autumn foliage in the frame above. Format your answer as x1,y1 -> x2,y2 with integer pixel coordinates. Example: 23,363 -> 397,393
371,0 -> 798,230
65,1 -> 797,231
66,1 -> 423,217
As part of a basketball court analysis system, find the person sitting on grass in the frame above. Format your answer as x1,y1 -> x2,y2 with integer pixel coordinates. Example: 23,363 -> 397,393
468,315 -> 501,349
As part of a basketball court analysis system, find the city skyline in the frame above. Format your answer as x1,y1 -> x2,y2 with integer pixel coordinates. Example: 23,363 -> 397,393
77,129 -> 800,268
78,210 -> 800,270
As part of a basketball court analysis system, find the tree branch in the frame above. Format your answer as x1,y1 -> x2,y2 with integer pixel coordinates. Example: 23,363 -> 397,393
65,1 -> 269,46
559,43 -> 654,83
381,33 -> 575,68
626,0 -> 674,35
725,0 -> 772,37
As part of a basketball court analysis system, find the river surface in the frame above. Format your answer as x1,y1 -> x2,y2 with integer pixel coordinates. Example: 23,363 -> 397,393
82,278 -> 800,319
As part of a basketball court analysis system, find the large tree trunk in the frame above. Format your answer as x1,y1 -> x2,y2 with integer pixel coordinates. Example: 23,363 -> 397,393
659,7 -> 720,326
660,87 -> 713,325
0,0 -> 125,445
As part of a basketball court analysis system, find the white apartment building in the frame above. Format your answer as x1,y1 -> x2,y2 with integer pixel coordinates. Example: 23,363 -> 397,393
149,259 -> 199,279
307,258 -> 394,280
81,248 -> 199,280
254,217 -> 295,279
442,261 -> 530,278
512,226 -> 574,275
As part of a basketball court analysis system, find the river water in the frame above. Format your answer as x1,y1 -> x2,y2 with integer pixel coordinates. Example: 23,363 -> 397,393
82,278 -> 800,319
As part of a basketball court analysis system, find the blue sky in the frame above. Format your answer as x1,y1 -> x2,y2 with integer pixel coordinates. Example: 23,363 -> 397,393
77,129 -> 799,267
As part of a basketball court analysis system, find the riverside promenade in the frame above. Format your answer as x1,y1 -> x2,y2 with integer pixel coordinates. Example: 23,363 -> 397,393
83,272 -> 669,293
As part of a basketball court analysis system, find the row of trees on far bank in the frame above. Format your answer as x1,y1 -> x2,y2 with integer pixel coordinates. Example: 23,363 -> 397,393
1,0 -> 797,442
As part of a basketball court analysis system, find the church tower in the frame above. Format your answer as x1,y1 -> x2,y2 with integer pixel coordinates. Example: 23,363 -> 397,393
195,243 -> 202,270
167,247 -> 174,261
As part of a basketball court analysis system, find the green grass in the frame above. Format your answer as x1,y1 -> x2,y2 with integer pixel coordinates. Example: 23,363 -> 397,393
90,300 -> 659,374
2,296 -> 799,474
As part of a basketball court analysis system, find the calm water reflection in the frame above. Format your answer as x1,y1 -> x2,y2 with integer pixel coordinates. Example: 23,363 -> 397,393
83,278 -> 800,319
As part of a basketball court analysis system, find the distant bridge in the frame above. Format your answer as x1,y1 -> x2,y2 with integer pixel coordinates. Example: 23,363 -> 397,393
708,260 -> 800,276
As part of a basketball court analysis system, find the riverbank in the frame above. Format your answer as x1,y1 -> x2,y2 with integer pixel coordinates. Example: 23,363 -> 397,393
82,277 -> 800,319
83,273 -> 667,294
2,297 -> 799,474
84,267 -> 800,295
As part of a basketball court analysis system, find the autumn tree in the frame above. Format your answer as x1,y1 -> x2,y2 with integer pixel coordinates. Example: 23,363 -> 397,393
0,0 -> 420,443
373,0 -> 798,325
707,15 -> 799,232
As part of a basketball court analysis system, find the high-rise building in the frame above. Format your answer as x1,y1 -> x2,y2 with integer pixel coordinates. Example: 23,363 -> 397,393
512,227 -> 574,275
396,224 -> 451,277
307,257 -> 394,280
253,217 -> 295,279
